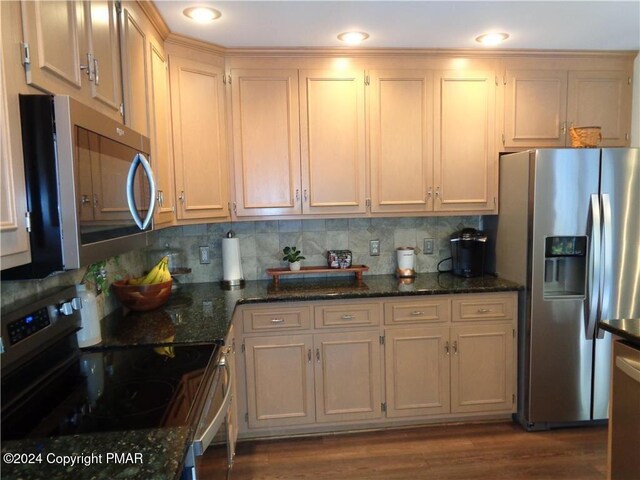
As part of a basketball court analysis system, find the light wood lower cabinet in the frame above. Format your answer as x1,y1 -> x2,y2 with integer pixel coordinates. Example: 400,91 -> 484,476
450,323 -> 514,413
244,334 -> 315,429
385,326 -> 450,417
237,292 -> 517,437
314,331 -> 382,423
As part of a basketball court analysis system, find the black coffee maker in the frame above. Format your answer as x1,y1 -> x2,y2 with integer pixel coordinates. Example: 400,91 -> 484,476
450,228 -> 487,277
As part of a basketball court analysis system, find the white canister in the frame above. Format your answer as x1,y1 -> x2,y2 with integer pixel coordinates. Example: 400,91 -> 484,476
396,247 -> 416,277
76,284 -> 102,347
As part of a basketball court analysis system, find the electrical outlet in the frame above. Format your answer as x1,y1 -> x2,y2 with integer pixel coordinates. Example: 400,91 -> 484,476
199,246 -> 210,264
423,238 -> 434,255
370,239 -> 380,256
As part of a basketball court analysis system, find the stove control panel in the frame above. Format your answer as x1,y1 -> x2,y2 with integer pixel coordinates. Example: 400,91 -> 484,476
7,307 -> 51,345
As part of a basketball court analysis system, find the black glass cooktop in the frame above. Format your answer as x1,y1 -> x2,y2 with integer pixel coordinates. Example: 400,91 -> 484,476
1,343 -> 218,441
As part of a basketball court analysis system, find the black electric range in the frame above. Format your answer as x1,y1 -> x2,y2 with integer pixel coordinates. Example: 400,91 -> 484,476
1,286 -> 220,443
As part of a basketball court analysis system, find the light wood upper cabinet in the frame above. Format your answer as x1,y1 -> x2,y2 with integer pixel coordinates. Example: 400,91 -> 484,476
149,40 -> 175,226
231,69 -> 302,216
169,56 -> 228,220
434,70 -> 497,213
314,331 -> 382,423
0,35 -> 31,270
504,69 -> 568,148
120,6 -> 149,136
21,0 -> 122,121
369,70 -> 434,213
385,327 -> 450,417
450,323 -> 515,413
299,70 -> 367,215
84,0 -> 122,115
567,71 -> 632,147
504,68 -> 632,148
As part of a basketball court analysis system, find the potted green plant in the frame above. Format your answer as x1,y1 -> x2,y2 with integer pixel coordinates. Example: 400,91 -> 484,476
282,246 -> 305,271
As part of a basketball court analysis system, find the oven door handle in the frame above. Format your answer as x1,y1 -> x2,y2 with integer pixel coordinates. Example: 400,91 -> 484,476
126,153 -> 156,230
192,354 -> 233,457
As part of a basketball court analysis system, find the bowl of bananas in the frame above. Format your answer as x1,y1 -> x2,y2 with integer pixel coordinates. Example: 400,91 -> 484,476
112,256 -> 173,311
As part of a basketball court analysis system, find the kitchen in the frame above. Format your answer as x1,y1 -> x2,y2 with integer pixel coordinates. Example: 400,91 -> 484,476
1,1 -> 639,479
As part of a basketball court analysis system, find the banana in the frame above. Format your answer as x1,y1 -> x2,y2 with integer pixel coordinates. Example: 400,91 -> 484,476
153,345 -> 175,358
140,256 -> 170,285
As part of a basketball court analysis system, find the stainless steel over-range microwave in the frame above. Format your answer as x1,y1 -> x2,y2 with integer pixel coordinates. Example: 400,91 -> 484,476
2,95 -> 157,280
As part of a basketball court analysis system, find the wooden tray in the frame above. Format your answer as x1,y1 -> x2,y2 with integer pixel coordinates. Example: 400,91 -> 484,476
266,265 -> 369,285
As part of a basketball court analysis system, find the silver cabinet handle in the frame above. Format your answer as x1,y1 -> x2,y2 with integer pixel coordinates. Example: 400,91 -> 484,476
81,194 -> 91,205
435,187 -> 440,198
295,189 -> 300,201
270,318 -> 285,324
303,189 -> 308,201
477,308 -> 490,313
93,193 -> 99,207
308,349 -> 312,364
179,191 -> 185,204
80,53 -> 94,81
341,314 -> 355,320
427,187 -> 433,199
316,348 -> 320,363
157,190 -> 163,207
93,58 -> 100,86
561,121 -> 567,135
126,153 -> 156,230
452,341 -> 458,354
410,311 -> 425,316
444,341 -> 450,355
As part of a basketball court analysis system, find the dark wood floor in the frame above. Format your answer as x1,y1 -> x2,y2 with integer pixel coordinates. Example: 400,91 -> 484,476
200,421 -> 608,480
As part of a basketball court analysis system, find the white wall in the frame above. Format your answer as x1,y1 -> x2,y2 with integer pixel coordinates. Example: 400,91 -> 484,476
632,52 -> 640,147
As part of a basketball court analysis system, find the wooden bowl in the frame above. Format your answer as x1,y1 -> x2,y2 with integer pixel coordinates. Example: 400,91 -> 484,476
111,279 -> 173,312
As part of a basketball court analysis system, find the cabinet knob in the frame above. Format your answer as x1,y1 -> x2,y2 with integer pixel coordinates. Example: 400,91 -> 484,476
179,191 -> 185,203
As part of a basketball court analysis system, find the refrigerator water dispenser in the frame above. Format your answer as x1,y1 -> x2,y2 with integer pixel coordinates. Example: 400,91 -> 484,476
543,236 -> 587,298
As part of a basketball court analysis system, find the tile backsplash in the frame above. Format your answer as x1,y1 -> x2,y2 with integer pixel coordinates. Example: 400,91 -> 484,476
148,216 -> 481,283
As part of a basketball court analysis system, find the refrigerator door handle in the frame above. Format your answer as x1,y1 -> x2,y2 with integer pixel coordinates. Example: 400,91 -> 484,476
585,193 -> 602,340
598,193 -> 613,339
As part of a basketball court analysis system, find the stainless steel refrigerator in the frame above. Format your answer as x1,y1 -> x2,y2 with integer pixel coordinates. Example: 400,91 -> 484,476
491,148 -> 640,430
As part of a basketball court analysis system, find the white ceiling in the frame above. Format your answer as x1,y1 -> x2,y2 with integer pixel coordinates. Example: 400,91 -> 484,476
153,1 -> 640,50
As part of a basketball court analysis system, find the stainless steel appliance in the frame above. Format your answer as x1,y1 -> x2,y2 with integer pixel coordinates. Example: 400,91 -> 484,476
490,148 -> 640,429
450,228 -> 487,277
0,287 -> 233,479
1,94 -> 156,280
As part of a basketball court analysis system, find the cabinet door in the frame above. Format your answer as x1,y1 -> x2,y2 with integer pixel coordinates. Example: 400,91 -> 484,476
299,70 -> 367,215
369,70 -> 434,213
504,70 -> 568,148
244,335 -> 315,429
567,71 -> 632,147
450,324 -> 515,413
314,331 -> 382,423
0,41 -> 31,269
21,0 -> 84,91
85,0 -> 122,115
434,70 -> 496,212
385,327 -> 450,418
231,69 -> 302,216
149,41 -> 175,227
170,56 -> 228,220
120,6 -> 149,136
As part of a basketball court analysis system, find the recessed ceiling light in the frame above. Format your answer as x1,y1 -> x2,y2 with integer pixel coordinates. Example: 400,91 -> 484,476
475,32 -> 510,46
337,31 -> 370,45
183,6 -> 221,23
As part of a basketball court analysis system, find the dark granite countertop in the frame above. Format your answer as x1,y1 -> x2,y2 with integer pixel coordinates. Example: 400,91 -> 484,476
100,273 -> 521,348
1,427 -> 191,480
599,319 -> 640,346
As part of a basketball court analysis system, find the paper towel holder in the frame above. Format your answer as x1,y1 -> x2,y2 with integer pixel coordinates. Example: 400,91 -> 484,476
221,230 -> 245,289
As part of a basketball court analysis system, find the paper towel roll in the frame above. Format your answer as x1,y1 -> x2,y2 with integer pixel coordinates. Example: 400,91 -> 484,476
222,237 -> 244,283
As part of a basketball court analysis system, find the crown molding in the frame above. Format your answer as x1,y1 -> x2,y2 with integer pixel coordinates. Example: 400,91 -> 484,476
165,33 -> 227,56
137,0 -> 170,39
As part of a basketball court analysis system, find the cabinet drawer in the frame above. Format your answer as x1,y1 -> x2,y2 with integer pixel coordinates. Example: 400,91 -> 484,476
242,306 -> 311,333
384,298 -> 450,325
314,303 -> 381,328
452,294 -> 516,322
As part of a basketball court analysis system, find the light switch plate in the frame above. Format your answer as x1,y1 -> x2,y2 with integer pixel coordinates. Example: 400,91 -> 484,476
423,238 -> 434,255
199,246 -> 210,264
370,239 -> 380,256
